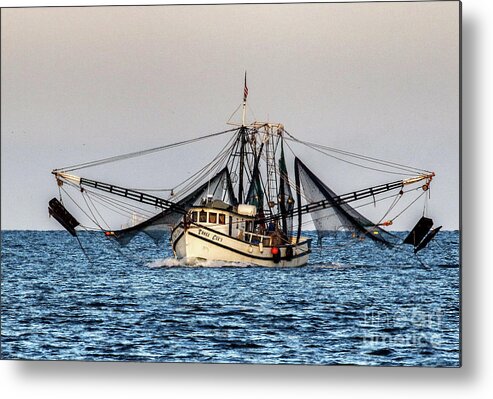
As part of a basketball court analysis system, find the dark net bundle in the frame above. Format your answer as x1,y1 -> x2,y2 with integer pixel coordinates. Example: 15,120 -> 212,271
278,142 -> 295,238
295,158 -> 399,247
110,167 -> 236,245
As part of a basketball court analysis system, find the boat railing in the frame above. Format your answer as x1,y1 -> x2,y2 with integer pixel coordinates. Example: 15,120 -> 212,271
243,231 -> 272,246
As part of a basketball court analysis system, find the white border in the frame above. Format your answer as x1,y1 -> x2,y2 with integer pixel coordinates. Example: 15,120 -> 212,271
1,0 -> 492,398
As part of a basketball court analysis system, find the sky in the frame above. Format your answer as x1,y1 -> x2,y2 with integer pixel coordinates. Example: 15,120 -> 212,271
1,1 -> 460,230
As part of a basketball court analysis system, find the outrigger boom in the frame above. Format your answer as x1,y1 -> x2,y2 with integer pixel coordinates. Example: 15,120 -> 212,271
52,167 -> 434,233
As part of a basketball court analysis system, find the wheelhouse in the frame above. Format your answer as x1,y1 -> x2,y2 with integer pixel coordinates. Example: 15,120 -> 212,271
186,199 -> 279,247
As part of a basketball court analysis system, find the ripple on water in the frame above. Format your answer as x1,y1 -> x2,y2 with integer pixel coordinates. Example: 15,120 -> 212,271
1,230 -> 460,366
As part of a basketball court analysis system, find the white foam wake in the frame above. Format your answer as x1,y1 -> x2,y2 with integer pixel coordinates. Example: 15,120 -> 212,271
146,257 -> 252,268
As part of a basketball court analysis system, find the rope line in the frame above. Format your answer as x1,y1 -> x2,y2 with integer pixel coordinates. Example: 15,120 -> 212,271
283,129 -> 430,175
55,127 -> 238,172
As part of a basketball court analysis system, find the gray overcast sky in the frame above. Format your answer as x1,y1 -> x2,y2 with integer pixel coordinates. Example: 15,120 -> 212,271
1,2 -> 459,230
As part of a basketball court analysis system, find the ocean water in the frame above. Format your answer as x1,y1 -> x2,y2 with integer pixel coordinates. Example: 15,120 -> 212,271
1,230 -> 460,366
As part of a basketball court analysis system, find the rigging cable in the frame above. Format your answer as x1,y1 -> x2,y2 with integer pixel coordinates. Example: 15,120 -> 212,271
283,129 -> 430,176
390,189 -> 427,222
80,189 -> 105,230
293,139 -> 419,177
373,191 -> 403,227
63,179 -> 155,219
84,190 -> 111,230
81,186 -> 155,217
74,230 -> 93,264
169,131 -> 239,199
60,186 -> 101,228
55,127 -> 238,172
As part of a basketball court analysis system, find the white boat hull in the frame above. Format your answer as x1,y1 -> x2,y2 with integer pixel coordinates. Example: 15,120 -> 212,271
171,224 -> 311,267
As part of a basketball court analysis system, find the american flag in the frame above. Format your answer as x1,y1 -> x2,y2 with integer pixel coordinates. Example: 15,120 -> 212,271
243,73 -> 248,101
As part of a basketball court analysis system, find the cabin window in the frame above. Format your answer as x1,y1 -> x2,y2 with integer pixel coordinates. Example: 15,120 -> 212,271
191,211 -> 198,222
246,221 -> 253,232
209,212 -> 217,224
199,210 -> 207,223
219,213 -> 226,225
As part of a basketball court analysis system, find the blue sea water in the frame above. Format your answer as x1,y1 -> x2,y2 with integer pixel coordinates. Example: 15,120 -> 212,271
1,230 -> 460,366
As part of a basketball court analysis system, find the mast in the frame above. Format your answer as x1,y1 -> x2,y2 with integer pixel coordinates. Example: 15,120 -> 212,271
238,127 -> 246,203
278,137 -> 289,237
238,72 -> 249,203
265,125 -> 279,210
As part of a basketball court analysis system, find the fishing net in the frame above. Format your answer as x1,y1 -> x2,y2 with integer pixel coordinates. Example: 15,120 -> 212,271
109,167 -> 236,245
278,142 -> 295,237
295,158 -> 399,247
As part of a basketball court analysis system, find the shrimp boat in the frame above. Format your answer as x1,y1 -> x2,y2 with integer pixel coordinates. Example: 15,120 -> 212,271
48,77 -> 441,266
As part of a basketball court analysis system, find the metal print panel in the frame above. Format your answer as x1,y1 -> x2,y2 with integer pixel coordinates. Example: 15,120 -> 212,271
1,1 -> 460,366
